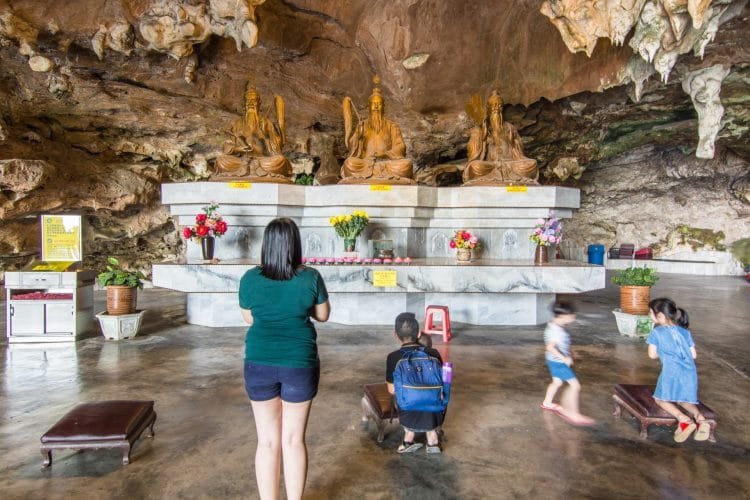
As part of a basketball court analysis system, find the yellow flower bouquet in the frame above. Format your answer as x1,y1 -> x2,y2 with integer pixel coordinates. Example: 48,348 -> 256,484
329,210 -> 369,251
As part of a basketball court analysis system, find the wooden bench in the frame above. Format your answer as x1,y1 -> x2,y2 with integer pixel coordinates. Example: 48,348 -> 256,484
41,400 -> 157,466
613,384 -> 716,442
361,383 -> 398,443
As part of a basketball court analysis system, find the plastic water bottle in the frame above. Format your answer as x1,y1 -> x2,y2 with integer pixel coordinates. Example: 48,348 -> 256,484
442,361 -> 453,384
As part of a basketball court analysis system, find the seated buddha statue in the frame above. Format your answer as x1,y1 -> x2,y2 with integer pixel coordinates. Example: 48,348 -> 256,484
339,77 -> 415,185
463,90 -> 539,186
212,84 -> 292,183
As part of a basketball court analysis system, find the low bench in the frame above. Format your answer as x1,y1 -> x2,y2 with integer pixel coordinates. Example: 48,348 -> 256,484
613,384 -> 716,442
41,400 -> 157,466
361,383 -> 398,443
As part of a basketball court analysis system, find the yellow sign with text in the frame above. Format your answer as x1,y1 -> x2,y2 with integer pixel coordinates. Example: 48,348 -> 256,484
373,270 -> 398,287
506,185 -> 528,193
370,184 -> 392,192
41,215 -> 82,262
229,181 -> 252,189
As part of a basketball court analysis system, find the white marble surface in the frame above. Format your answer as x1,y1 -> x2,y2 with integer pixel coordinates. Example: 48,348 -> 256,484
605,255 -> 743,276
153,260 -> 604,326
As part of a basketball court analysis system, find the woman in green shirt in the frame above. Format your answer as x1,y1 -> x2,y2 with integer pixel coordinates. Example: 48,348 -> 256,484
239,218 -> 330,500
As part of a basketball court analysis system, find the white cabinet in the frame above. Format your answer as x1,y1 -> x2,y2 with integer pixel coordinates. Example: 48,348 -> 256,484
5,270 -> 95,343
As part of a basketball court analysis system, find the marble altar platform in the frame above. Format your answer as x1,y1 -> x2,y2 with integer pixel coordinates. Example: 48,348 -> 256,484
153,183 -> 605,326
152,259 -> 605,326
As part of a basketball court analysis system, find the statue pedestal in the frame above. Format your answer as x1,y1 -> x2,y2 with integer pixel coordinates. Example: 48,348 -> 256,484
154,183 -> 604,326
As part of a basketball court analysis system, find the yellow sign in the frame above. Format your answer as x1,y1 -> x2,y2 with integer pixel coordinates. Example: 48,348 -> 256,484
41,215 -> 82,262
32,261 -> 74,272
506,185 -> 528,192
229,181 -> 252,189
370,184 -> 392,192
373,270 -> 398,287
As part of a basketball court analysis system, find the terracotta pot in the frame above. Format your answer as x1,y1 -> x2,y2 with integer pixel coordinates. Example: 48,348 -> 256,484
534,245 -> 549,265
106,285 -> 137,315
620,286 -> 651,315
456,248 -> 471,263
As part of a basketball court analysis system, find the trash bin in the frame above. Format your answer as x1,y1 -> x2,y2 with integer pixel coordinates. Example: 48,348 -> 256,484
587,244 -> 605,265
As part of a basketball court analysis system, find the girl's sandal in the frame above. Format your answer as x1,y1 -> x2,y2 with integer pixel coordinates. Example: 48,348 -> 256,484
397,441 -> 423,454
674,421 -> 696,443
694,420 -> 711,441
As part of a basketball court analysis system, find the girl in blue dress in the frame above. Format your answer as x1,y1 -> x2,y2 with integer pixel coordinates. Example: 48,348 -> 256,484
647,297 -> 709,442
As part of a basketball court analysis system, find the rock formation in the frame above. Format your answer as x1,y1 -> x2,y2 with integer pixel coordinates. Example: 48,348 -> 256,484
0,0 -> 747,274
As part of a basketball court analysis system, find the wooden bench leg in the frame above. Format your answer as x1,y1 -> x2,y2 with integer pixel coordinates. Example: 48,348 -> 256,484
121,444 -> 131,465
639,422 -> 649,439
613,400 -> 622,418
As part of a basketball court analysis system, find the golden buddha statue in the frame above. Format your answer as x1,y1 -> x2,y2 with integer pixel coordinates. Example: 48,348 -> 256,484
463,90 -> 539,186
212,83 -> 292,183
339,77 -> 415,185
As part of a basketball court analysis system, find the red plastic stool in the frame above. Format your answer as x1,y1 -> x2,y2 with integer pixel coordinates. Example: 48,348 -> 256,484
423,305 -> 451,343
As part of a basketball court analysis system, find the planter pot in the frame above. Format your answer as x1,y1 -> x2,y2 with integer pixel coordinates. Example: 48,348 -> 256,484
619,285 -> 651,315
106,286 -> 137,315
612,309 -> 652,338
534,245 -> 549,265
456,248 -> 472,263
96,310 -> 146,340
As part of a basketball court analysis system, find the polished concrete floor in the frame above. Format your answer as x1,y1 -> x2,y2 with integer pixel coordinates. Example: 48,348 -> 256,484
1,274 -> 748,499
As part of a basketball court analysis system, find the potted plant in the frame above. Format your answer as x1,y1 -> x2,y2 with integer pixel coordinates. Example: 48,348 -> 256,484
97,257 -> 145,315
611,266 -> 658,315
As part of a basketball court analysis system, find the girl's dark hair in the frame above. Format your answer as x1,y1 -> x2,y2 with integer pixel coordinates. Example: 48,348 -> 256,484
260,218 -> 302,281
552,300 -> 576,316
649,297 -> 689,328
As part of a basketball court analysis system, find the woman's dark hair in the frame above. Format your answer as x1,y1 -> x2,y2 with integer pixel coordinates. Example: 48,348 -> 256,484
260,218 -> 302,281
552,300 -> 577,316
649,297 -> 689,328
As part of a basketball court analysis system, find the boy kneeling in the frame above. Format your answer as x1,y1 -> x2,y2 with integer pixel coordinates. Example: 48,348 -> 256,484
386,312 -> 445,454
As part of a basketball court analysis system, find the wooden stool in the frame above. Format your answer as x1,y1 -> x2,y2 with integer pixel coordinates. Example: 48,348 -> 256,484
613,384 -> 716,442
40,400 -> 157,466
361,383 -> 398,443
423,305 -> 451,343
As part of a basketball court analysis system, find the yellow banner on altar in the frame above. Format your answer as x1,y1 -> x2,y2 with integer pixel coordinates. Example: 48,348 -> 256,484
373,270 -> 397,287
506,185 -> 528,193
229,181 -> 252,189
41,215 -> 82,261
370,185 -> 392,192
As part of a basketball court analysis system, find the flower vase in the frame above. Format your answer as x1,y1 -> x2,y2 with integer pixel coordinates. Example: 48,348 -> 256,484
201,236 -> 215,260
344,238 -> 356,252
456,248 -> 472,263
534,244 -> 549,265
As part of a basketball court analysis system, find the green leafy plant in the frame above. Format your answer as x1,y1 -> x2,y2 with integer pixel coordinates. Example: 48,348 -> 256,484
294,173 -> 314,185
611,267 -> 659,287
97,257 -> 145,288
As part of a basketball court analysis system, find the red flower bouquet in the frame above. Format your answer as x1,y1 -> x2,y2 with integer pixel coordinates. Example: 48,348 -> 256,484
182,202 -> 228,241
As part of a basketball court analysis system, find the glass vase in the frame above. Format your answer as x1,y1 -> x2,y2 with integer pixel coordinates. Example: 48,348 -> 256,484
201,236 -> 215,260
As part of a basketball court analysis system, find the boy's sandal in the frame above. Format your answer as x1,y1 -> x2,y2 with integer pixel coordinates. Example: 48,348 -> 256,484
397,441 -> 423,454
674,421 -> 697,443
694,420 -> 711,441
426,444 -> 442,454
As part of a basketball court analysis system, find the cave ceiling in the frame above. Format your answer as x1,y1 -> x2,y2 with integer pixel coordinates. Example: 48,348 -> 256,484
0,0 -> 748,270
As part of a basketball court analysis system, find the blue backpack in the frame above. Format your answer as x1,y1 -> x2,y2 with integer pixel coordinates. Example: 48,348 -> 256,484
393,347 -> 450,413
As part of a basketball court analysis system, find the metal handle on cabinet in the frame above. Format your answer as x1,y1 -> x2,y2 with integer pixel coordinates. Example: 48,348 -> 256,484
9,304 -> 14,316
